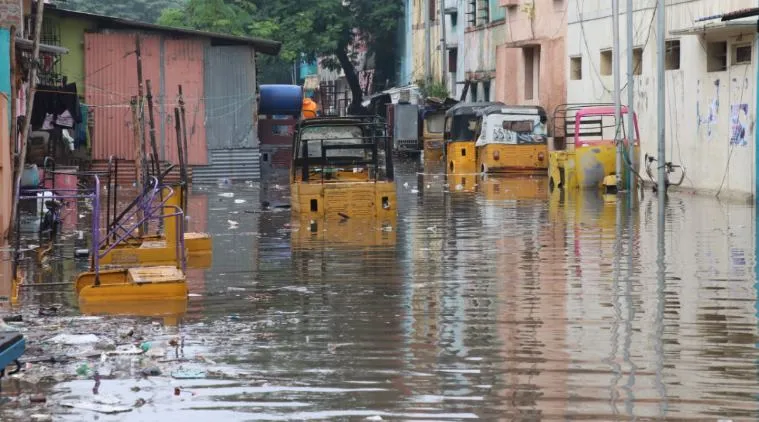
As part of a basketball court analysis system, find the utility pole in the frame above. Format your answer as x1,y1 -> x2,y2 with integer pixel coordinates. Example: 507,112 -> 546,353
612,0 -> 622,189
440,0 -> 447,90
656,0 -> 666,199
424,0 -> 431,83
626,0 -> 635,194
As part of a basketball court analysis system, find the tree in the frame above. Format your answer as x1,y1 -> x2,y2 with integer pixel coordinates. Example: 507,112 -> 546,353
53,0 -> 185,23
158,0 -> 404,111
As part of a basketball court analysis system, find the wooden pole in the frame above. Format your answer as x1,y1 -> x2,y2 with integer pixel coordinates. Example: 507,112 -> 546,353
178,85 -> 189,215
130,96 -> 143,237
10,0 -> 45,241
145,80 -> 160,182
135,35 -> 148,184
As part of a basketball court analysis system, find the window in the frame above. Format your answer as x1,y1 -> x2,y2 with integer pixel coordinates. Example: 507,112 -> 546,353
523,46 -> 540,100
490,0 -> 505,21
632,48 -> 643,75
570,56 -> 582,80
600,49 -> 612,76
470,82 -> 479,101
449,48 -> 458,73
429,0 -> 436,21
707,41 -> 727,72
665,40 -> 680,70
450,11 -> 458,27
483,80 -> 491,101
478,0 -> 490,25
733,43 -> 752,65
467,0 -> 476,26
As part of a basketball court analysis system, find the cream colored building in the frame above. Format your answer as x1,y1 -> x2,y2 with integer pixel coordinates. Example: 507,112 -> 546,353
567,0 -> 758,198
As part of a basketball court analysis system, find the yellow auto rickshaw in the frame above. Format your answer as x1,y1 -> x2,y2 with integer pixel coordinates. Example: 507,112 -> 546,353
475,105 -> 549,174
443,102 -> 504,175
290,115 -> 396,225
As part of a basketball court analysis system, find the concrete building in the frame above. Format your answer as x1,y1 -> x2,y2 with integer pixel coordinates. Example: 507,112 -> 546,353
567,0 -> 758,199
495,0 -> 567,118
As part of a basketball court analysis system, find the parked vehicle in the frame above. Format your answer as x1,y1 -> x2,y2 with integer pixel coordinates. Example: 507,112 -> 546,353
290,115 -> 396,229
443,102 -> 503,175
549,104 -> 640,192
421,108 -> 446,162
475,105 -> 549,174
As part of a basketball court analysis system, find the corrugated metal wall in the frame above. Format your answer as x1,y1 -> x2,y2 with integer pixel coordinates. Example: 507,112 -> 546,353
85,33 -> 160,161
204,46 -> 257,150
85,33 -> 208,165
163,39 -> 207,165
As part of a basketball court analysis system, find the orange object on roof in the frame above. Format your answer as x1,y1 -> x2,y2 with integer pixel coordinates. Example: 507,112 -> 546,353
302,98 -> 318,119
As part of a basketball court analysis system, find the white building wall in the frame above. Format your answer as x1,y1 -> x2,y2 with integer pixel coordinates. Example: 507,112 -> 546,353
567,0 -> 757,198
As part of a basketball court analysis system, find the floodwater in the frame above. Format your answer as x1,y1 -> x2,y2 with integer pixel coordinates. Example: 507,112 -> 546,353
1,158 -> 759,421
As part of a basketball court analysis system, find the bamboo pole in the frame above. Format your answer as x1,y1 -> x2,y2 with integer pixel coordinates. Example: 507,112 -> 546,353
9,0 -> 45,241
130,96 -> 143,237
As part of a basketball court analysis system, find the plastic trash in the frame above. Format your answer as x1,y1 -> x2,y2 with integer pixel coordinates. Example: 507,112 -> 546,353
60,401 -> 132,414
140,367 -> 161,377
171,368 -> 206,379
76,364 -> 91,376
49,334 -> 99,345
139,342 -> 151,352
219,192 -> 234,198
234,199 -> 246,204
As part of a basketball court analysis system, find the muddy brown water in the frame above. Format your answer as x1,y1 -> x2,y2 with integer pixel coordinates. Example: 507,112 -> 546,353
0,159 -> 758,421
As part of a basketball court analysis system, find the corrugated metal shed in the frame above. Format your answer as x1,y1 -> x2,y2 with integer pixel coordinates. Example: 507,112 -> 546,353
163,39 -> 207,165
190,45 -> 260,183
85,33 -> 161,161
204,46 -> 256,150
85,33 -> 208,165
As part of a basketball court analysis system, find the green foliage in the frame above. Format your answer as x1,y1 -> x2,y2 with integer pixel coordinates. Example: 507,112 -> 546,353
156,0 -> 404,102
417,80 -> 450,99
53,0 -> 185,23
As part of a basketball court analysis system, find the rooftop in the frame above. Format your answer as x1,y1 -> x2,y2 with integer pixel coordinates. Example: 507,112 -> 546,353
47,6 -> 282,56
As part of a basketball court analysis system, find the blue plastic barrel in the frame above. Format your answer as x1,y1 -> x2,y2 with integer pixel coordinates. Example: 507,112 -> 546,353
259,85 -> 303,117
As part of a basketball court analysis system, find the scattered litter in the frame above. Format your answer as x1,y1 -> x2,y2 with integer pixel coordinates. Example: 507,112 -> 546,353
48,334 -> 99,345
403,182 -> 409,188
234,199 -> 247,204
171,368 -> 206,379
426,226 -> 437,232
281,286 -> 312,294
60,401 -> 132,414
140,367 -> 162,377
365,416 -> 383,421
146,347 -> 166,358
411,189 -> 419,194
108,344 -> 144,355
30,394 -> 46,403
227,220 -> 239,229
218,192 -> 234,198
227,287 -> 246,292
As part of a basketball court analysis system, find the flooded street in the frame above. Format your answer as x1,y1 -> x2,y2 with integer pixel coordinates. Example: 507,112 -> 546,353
2,158 -> 759,421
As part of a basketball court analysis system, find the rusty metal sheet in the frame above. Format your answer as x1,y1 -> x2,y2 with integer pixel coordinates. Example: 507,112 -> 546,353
163,38 -> 208,165
85,33 -> 161,161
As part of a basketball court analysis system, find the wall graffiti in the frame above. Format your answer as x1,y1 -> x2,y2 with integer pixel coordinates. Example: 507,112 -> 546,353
696,79 -> 719,140
730,103 -> 749,147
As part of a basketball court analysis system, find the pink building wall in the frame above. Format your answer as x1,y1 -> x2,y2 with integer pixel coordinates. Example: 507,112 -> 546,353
496,0 -> 567,128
